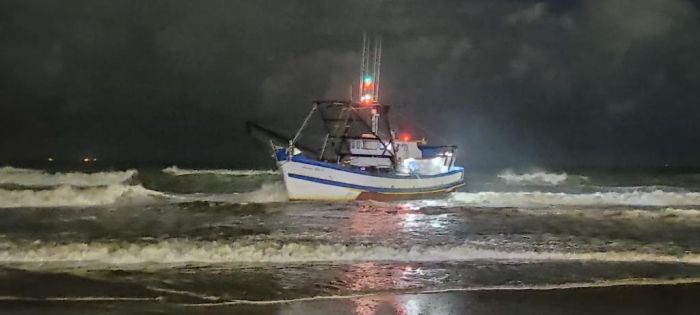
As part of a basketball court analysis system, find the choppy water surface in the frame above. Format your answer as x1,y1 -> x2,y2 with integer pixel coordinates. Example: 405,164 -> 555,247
1,166 -> 700,313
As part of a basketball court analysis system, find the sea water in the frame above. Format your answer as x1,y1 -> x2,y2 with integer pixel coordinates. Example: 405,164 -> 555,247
0,165 -> 699,314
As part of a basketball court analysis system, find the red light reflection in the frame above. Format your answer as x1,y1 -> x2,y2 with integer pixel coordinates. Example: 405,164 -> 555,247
342,203 -> 424,314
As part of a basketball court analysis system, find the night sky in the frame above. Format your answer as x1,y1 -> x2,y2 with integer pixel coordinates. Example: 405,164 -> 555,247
2,0 -> 700,169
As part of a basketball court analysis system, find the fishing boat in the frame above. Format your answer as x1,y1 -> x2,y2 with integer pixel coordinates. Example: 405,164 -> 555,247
252,35 -> 464,201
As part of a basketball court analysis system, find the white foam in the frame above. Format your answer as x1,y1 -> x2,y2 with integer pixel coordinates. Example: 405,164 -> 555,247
181,182 -> 288,204
163,166 -> 278,176
497,169 -> 569,185
448,190 -> 700,207
0,167 -> 137,187
0,184 -> 166,208
2,240 -> 699,266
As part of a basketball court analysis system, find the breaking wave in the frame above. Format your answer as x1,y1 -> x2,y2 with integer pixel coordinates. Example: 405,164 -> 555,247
448,190 -> 700,207
0,167 -> 137,187
0,181 -> 286,208
2,240 -> 700,266
0,184 -> 166,208
163,166 -> 278,176
497,169 -> 571,185
179,182 -> 288,204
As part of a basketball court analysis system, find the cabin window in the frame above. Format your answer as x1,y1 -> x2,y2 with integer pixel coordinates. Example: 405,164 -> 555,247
363,140 -> 379,150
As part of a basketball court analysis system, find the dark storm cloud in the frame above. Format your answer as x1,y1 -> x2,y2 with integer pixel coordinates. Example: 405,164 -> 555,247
1,0 -> 699,168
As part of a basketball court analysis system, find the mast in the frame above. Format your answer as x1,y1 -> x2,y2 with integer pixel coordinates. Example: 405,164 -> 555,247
359,33 -> 368,102
359,33 -> 383,134
359,33 -> 381,105
372,36 -> 382,102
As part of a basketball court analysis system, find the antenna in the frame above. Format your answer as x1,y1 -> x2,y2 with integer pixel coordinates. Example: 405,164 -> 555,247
359,32 -> 368,102
359,33 -> 382,105
374,36 -> 382,102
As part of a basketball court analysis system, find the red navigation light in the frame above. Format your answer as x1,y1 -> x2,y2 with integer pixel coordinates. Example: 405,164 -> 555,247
400,134 -> 411,141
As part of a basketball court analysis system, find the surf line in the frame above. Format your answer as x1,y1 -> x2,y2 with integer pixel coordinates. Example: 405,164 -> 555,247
181,276 -> 700,307
146,286 -> 221,301
0,296 -> 159,302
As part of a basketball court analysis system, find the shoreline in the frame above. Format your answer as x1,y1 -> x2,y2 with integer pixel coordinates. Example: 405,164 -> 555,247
1,281 -> 698,314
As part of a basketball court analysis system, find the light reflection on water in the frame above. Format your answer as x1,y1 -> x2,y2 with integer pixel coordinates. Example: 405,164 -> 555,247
342,203 -> 451,314
347,202 -> 453,240
344,204 -> 422,314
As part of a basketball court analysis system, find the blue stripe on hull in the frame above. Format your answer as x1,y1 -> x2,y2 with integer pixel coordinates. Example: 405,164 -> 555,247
289,155 -> 464,179
287,173 -> 463,193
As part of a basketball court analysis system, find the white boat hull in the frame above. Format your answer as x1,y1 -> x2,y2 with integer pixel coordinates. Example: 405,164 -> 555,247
277,157 -> 464,201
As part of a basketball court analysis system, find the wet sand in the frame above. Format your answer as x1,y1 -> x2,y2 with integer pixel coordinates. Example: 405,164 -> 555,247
1,282 -> 697,314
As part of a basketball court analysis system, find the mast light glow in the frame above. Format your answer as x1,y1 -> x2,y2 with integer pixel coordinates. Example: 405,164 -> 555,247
360,93 -> 373,104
